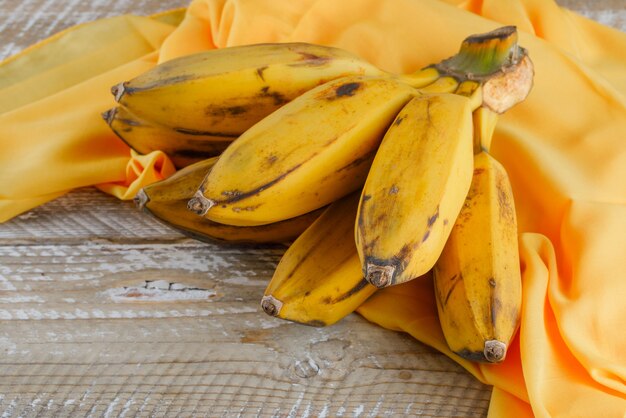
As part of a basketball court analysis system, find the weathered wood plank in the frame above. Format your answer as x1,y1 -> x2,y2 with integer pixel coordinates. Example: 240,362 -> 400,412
0,244 -> 489,417
0,240 -> 281,296
0,189 -> 187,243
0,236 -> 490,416
0,315 -> 490,417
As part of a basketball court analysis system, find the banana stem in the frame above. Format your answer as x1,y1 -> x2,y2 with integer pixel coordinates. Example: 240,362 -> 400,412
102,107 -> 117,125
261,295 -> 283,316
472,107 -> 499,154
134,189 -> 150,210
111,82 -> 126,102
187,191 -> 215,216
365,263 -> 396,288
436,26 -> 521,80
398,67 -> 441,89
484,340 -> 507,363
425,26 -> 534,114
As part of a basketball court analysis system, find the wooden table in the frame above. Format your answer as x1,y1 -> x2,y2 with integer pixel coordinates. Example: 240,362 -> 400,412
1,1 -> 623,416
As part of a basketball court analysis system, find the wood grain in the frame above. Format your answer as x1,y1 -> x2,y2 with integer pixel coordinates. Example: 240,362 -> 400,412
0,1 -> 623,417
0,189 -> 187,243
0,188 -> 491,417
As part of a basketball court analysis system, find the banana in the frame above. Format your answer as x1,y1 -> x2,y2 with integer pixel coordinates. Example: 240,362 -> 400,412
103,106 -> 231,168
135,157 -> 322,244
355,92 -> 476,288
471,106 -> 499,153
112,43 -> 437,135
418,75 -> 461,94
433,151 -> 522,363
188,74 -> 419,226
261,192 -> 377,326
355,26 -> 533,288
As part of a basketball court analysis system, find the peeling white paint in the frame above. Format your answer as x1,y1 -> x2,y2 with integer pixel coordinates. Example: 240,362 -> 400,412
368,395 -> 385,418
0,294 -> 45,303
353,405 -> 364,417
1,398 -> 17,418
222,275 -> 264,286
103,283 -> 217,303
0,305 -> 257,320
318,405 -> 329,418
103,396 -> 120,418
258,319 -> 284,330
288,391 -> 305,418
0,337 -> 17,355
119,398 -> 134,418
0,274 -> 17,291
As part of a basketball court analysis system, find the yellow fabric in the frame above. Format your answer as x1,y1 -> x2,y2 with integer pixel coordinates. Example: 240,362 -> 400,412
0,13 -> 181,221
1,1 -> 625,416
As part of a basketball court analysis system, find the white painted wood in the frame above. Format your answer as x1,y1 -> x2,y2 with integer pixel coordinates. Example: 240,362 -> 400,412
0,189 -> 184,242
0,186 -> 492,416
0,0 -> 190,60
0,217 -> 491,416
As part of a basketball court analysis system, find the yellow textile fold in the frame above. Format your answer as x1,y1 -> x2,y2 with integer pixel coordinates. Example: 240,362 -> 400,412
96,149 -> 176,199
0,0 -> 625,416
358,233 -> 626,417
0,13 -> 181,222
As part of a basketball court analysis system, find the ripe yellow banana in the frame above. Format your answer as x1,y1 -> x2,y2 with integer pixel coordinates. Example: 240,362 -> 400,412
433,151 -> 522,363
261,193 -> 377,326
355,92 -> 476,288
112,42 -> 415,135
472,106 -> 499,153
103,106 -> 231,168
136,157 -> 322,244
188,74 -> 419,226
355,26 -> 533,288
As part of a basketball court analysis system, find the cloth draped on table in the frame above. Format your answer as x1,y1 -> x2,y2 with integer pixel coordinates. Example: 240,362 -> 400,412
1,1 -> 625,416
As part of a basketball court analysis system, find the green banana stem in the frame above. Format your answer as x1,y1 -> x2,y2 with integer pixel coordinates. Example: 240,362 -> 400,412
437,26 -> 523,79
432,26 -> 534,114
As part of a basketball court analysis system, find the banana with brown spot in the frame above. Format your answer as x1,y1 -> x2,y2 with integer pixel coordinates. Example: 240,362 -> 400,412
261,192 -> 377,326
103,106 -> 232,168
355,26 -> 533,288
355,92 -> 475,288
433,151 -> 522,363
189,75 -> 419,226
136,157 -> 322,244
112,43 -> 408,135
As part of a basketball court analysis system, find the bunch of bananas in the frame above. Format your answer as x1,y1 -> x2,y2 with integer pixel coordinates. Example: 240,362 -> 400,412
104,42 -> 436,168
108,26 -> 534,363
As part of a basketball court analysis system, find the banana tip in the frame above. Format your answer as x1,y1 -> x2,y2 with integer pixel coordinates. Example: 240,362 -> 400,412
134,189 -> 149,210
365,263 -> 395,288
102,108 -> 117,125
484,340 -> 507,363
187,191 -> 215,216
260,295 -> 282,317
111,82 -> 126,102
